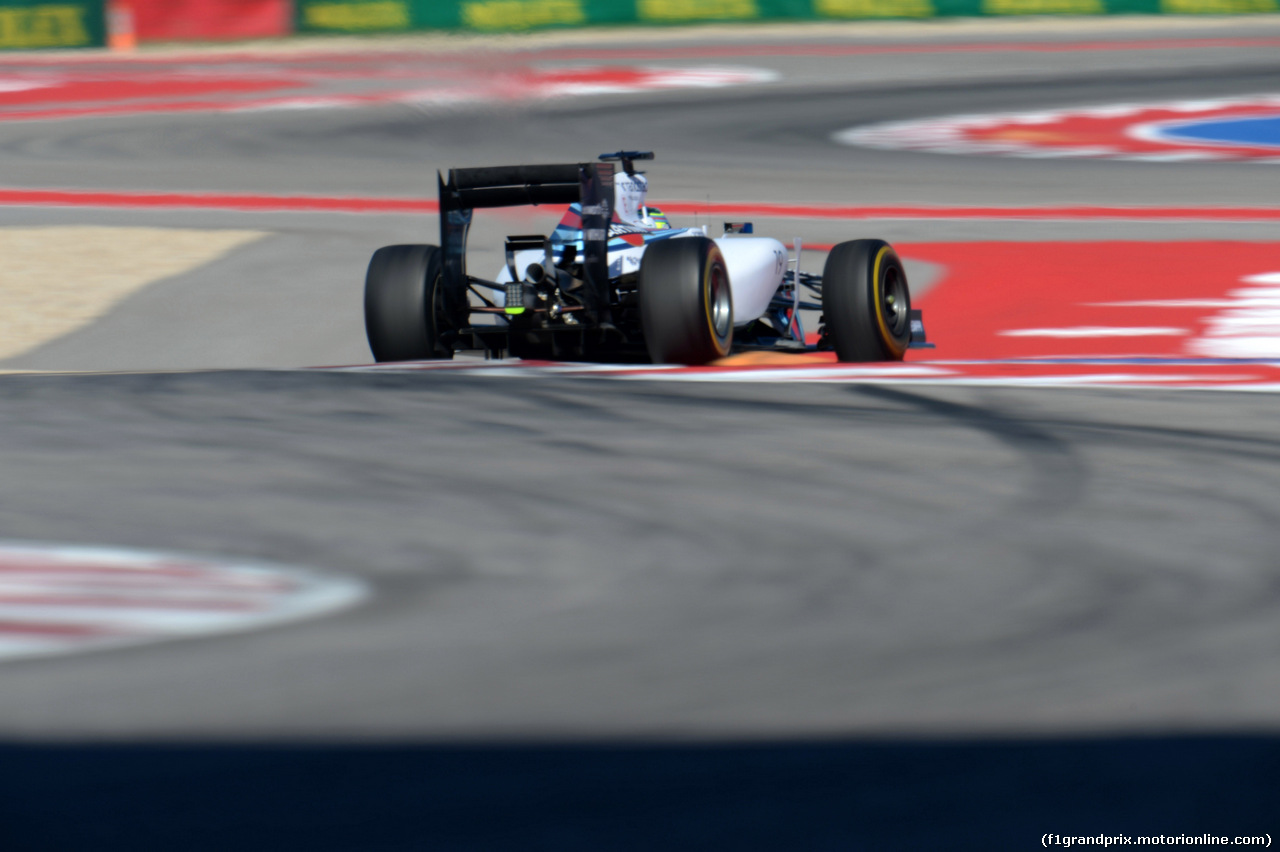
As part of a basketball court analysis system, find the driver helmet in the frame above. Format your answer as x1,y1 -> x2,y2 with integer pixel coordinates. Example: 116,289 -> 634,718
614,171 -> 665,230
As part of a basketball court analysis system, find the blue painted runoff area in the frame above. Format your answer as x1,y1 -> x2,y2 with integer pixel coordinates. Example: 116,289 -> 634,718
1160,114 -> 1280,149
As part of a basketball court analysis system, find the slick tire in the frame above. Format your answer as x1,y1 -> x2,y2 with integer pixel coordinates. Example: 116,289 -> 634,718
364,244 -> 453,362
639,236 -> 733,365
823,239 -> 912,362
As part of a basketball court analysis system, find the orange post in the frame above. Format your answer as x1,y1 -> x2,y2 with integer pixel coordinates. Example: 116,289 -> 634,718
107,2 -> 137,52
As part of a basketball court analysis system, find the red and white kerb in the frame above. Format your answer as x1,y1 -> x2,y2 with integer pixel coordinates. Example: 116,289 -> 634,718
0,543 -> 365,662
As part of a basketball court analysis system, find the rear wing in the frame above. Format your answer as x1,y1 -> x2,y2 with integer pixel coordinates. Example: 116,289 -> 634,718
438,161 -> 616,318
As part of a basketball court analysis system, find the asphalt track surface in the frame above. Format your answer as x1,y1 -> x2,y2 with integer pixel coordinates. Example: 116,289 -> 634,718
1,20 -> 1280,849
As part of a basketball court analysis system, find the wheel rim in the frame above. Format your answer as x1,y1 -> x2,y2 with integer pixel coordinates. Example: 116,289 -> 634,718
708,262 -> 731,340
880,264 -> 909,339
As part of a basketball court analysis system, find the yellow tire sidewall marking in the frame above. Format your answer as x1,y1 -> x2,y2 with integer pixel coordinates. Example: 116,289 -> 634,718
872,245 -> 907,358
704,246 -> 731,356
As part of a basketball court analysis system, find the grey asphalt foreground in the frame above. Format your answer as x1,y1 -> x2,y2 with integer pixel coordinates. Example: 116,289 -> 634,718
2,369 -> 1278,848
0,20 -> 1277,849
2,370 -> 1279,739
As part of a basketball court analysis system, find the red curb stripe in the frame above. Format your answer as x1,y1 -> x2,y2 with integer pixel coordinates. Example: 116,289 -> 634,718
0,190 -> 440,213
1,189 -> 1278,221
0,621 -> 121,638
0,594 -> 263,610
655,202 -> 1280,221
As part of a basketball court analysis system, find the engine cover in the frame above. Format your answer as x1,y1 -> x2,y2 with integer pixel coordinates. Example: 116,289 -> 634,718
713,237 -> 789,326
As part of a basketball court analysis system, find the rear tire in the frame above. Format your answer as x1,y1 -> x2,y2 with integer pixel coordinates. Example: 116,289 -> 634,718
822,239 -> 911,362
639,237 -> 733,365
364,244 -> 453,362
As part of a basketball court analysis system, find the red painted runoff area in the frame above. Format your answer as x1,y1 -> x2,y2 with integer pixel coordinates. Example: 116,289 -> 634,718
329,241 -> 1280,388
0,77 -> 292,108
0,63 -> 770,122
843,96 -> 1280,162
903,241 -> 1280,360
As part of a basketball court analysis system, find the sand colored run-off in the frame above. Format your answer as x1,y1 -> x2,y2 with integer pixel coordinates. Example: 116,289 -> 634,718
0,227 -> 266,361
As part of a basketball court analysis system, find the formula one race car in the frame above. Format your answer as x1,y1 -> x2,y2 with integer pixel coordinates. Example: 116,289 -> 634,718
364,151 -> 929,365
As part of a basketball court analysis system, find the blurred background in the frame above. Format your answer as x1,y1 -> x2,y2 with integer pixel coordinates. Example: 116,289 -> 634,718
0,1 -> 1278,849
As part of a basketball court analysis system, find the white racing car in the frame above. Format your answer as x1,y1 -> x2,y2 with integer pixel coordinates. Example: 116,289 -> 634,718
364,151 -> 930,365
